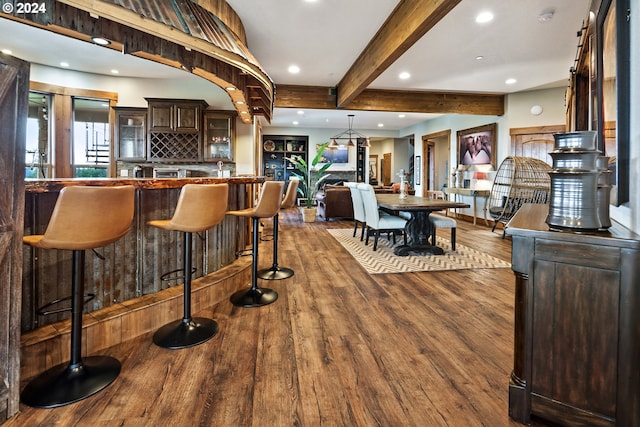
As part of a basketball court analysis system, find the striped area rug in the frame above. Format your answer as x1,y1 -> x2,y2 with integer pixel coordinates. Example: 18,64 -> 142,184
327,228 -> 511,274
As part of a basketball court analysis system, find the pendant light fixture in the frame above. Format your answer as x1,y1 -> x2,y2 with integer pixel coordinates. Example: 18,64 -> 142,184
329,114 -> 370,148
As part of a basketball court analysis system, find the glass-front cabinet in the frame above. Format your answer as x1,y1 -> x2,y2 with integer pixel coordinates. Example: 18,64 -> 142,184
115,107 -> 146,161
203,111 -> 236,162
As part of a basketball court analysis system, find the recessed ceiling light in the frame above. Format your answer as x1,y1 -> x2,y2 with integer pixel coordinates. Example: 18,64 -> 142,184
377,123 -> 384,128
91,37 -> 111,46
1,49 -> 12,55
297,110 -> 305,115
293,121 -> 299,125
236,100 -> 245,105
476,55 -> 484,60
505,78 -> 517,85
111,69 -> 119,74
475,11 -> 494,24
288,65 -> 300,74
304,0 -> 318,2
225,86 -> 235,91
398,114 -> 406,118
60,62 -> 69,67
399,72 -> 411,80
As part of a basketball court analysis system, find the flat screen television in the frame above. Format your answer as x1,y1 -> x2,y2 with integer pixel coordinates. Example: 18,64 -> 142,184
320,146 -> 348,163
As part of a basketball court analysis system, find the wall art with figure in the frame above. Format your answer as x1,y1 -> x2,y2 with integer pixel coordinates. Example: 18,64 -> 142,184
457,123 -> 496,168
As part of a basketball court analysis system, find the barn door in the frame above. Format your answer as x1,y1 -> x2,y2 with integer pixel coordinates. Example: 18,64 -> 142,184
0,54 -> 29,420
510,125 -> 566,166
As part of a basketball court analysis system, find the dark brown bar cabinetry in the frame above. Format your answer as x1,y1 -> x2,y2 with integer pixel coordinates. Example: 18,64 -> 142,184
145,98 -> 207,162
506,203 -> 640,426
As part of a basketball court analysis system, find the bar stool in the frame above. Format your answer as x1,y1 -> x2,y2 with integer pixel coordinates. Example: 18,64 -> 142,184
258,179 -> 299,280
227,181 -> 284,307
147,183 -> 228,349
21,185 -> 135,408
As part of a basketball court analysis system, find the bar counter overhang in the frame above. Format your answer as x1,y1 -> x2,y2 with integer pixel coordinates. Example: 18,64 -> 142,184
21,177 -> 263,381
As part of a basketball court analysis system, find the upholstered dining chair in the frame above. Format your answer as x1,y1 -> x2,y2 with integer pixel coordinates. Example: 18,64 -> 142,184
345,182 -> 366,240
357,183 -> 407,251
426,190 -> 457,251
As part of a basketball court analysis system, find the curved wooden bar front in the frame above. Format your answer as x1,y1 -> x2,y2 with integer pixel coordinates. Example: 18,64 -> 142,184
21,177 -> 263,380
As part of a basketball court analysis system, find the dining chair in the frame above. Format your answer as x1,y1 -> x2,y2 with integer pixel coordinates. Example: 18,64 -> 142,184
345,182 -> 366,240
426,190 -> 457,251
357,183 -> 407,251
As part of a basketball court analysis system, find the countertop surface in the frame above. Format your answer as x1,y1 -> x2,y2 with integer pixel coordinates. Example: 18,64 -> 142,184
24,176 -> 266,192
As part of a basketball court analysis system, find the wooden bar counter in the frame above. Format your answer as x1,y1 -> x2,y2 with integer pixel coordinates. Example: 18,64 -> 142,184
20,177 -> 263,379
23,177 -> 263,330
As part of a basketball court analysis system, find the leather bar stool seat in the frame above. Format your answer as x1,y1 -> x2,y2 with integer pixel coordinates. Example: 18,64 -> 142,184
258,179 -> 299,280
21,185 -> 135,408
147,183 -> 228,349
227,181 -> 284,307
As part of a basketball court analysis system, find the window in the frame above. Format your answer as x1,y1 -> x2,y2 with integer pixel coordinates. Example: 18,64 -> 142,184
25,92 -> 51,178
72,98 -> 110,177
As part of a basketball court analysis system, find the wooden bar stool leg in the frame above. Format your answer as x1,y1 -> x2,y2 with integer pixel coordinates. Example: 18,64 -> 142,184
153,232 -> 219,349
21,250 -> 121,408
230,217 -> 278,307
257,213 -> 294,280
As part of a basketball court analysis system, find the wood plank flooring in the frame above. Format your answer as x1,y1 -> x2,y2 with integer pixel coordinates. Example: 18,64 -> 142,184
5,211 -> 555,427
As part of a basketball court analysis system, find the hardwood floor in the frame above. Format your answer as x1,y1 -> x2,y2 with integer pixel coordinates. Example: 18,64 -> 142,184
5,211 -> 555,426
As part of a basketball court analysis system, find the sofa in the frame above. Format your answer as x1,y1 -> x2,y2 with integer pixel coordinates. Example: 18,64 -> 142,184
316,183 -> 354,221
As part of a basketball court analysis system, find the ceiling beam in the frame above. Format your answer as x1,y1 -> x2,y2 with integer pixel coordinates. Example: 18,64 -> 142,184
275,85 -> 336,110
336,0 -> 462,108
275,85 -> 504,116
348,89 -> 505,116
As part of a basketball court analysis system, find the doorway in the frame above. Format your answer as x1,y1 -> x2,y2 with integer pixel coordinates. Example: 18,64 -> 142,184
381,153 -> 392,186
422,130 -> 451,191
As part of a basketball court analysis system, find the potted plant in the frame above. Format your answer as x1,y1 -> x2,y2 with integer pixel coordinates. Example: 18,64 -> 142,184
286,142 -> 333,222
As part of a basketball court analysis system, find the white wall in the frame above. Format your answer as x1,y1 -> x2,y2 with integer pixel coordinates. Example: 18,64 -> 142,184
31,64 -> 233,109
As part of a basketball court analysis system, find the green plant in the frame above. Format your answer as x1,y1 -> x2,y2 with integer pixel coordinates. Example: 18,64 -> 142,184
286,142 -> 333,209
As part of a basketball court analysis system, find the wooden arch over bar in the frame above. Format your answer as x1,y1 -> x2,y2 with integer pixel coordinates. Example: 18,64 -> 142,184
2,0 -> 274,124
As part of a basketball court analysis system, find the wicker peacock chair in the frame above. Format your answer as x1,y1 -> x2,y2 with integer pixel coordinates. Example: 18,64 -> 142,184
488,156 -> 552,234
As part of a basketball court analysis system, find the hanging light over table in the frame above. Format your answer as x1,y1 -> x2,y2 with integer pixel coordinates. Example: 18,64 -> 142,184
329,114 -> 370,148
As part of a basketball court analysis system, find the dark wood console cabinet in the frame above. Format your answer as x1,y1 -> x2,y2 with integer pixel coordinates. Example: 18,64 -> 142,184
506,204 -> 640,427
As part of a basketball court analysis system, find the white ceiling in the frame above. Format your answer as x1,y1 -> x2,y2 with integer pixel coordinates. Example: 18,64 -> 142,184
0,0 -> 591,131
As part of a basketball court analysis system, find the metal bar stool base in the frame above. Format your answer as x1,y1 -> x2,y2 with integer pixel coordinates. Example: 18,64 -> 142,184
230,287 -> 278,308
257,266 -> 294,280
153,318 -> 219,350
21,355 -> 120,408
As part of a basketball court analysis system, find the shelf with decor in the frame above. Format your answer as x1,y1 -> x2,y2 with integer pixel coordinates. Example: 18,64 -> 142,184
262,135 -> 308,182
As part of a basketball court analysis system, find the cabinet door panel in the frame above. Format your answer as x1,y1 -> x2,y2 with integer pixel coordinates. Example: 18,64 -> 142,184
149,103 -> 173,131
532,260 -> 619,417
175,104 -> 199,131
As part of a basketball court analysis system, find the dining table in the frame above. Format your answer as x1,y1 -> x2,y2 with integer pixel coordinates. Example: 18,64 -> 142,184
376,193 -> 470,256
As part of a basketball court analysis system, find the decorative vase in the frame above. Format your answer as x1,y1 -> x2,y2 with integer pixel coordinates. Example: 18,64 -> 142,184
301,207 -> 317,223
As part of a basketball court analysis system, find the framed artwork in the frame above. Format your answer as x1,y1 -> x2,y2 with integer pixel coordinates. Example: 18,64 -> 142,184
368,155 -> 378,180
457,123 -> 496,169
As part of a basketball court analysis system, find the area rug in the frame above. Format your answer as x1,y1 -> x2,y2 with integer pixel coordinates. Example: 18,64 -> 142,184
327,228 -> 511,274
